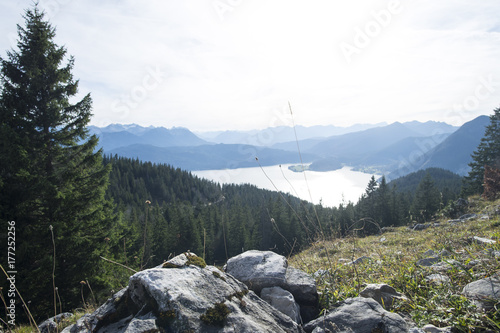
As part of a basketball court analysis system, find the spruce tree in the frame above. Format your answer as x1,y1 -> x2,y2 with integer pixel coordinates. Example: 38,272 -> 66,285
463,107 -> 500,195
411,173 -> 441,222
0,6 -> 113,319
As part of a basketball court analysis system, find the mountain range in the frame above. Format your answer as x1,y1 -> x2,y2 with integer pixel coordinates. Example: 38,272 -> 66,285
89,116 -> 489,178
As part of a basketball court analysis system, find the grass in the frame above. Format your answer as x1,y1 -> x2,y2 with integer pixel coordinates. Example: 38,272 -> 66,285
6,306 -> 94,333
289,196 -> 500,331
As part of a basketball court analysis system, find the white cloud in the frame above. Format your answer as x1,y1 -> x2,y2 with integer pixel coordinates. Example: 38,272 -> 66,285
1,0 -> 499,130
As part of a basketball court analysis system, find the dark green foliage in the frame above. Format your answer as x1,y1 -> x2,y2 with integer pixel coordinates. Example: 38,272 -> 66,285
355,168 -> 463,228
463,107 -> 500,196
411,173 -> 442,222
0,5 -> 114,319
389,168 -> 462,203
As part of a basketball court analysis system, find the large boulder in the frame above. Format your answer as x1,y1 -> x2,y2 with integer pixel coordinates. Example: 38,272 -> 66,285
303,297 -> 408,333
62,253 -> 303,333
224,250 -> 319,323
224,250 -> 288,293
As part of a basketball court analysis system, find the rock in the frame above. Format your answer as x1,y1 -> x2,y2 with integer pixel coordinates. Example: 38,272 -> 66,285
417,256 -> 440,267
313,269 -> 329,278
63,253 -> 303,333
285,267 -> 318,305
303,297 -> 408,333
422,323 -> 452,332
423,249 -> 436,257
224,250 -> 287,293
62,288 -> 128,332
408,328 -> 426,333
359,283 -> 406,310
381,226 -> 395,233
285,267 -> 319,323
347,256 -> 371,265
161,251 -> 204,268
459,213 -> 477,221
418,249 -> 454,269
425,274 -> 450,285
224,250 -> 318,323
261,287 -> 301,324
463,276 -> 500,310
39,312 -> 73,333
471,236 -> 496,245
430,259 -> 460,272
438,249 -> 452,257
412,223 -> 429,231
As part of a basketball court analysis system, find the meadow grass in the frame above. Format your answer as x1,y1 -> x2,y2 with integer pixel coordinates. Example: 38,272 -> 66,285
289,196 -> 500,331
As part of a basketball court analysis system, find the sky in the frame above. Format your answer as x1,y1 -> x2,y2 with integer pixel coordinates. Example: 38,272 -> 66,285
1,0 -> 500,132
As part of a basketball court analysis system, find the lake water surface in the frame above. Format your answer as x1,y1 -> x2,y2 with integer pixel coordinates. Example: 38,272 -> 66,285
193,165 -> 379,208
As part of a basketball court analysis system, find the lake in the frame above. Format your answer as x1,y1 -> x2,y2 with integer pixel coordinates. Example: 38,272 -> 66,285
192,165 -> 379,208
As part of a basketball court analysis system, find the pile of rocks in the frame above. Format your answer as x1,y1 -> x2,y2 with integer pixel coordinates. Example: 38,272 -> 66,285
48,249 -> 499,333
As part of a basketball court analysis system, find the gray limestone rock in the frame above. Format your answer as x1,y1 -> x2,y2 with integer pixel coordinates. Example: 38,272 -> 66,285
303,297 -> 408,333
63,253 -> 303,333
261,286 -> 301,323
462,276 -> 500,310
38,312 -> 73,333
224,250 -> 288,293
359,283 -> 406,309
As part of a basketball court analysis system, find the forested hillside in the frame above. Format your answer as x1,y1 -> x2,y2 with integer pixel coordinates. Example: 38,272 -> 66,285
103,156 -> 464,269
103,155 -> 333,267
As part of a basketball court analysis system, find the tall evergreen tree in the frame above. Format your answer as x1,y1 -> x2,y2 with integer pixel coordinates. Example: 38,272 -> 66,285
359,175 -> 378,219
411,173 -> 441,222
463,107 -> 500,195
0,6 -> 113,319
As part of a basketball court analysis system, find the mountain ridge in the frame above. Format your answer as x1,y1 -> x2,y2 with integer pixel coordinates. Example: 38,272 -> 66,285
88,118 -> 488,177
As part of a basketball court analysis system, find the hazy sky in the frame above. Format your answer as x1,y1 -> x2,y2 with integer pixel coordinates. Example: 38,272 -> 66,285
1,0 -> 499,131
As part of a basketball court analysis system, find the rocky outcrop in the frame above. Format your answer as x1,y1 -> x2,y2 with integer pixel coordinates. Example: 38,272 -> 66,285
224,250 -> 319,323
62,253 -> 303,333
303,297 -> 408,333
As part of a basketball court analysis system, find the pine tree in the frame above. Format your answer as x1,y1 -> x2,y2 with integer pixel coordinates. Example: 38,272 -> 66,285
463,107 -> 500,195
0,6 -> 113,319
359,175 -> 378,219
411,173 -> 441,222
